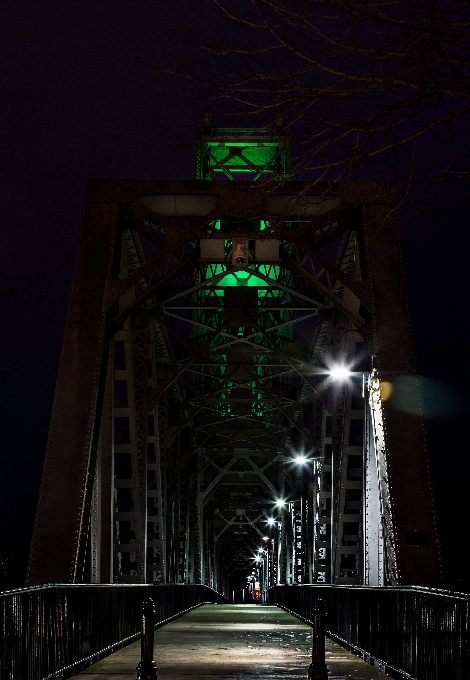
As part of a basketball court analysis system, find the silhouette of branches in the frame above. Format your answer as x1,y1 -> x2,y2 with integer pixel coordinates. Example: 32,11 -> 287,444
171,0 -> 470,208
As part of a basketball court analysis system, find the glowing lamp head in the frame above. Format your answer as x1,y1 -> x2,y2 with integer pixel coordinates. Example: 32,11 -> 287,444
328,364 -> 352,381
267,517 -> 275,526
294,455 -> 308,465
262,536 -> 269,541
275,499 -> 286,508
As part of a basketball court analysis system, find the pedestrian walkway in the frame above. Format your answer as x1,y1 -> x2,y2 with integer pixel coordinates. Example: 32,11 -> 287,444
72,603 -> 387,679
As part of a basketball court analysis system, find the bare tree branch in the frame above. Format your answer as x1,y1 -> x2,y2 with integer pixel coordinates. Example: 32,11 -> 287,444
160,0 -> 470,209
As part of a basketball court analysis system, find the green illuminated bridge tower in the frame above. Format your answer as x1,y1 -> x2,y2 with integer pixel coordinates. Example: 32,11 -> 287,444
27,114 -> 442,592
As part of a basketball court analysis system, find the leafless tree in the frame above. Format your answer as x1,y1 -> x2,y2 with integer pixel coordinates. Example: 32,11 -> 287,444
171,0 -> 470,208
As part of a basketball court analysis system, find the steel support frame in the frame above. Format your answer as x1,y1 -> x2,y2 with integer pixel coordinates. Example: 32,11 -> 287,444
27,180 -> 443,588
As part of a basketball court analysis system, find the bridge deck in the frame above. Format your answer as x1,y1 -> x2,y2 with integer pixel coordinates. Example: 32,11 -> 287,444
72,603 -> 386,679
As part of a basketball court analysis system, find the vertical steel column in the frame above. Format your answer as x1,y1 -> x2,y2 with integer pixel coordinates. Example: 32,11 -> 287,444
351,181 -> 442,586
330,363 -> 346,584
27,196 -> 121,585
278,505 -> 287,585
90,347 -> 114,583
363,388 -> 385,585
131,310 -> 149,582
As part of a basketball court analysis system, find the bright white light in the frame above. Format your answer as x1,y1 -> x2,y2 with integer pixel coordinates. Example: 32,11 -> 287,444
328,364 -> 352,381
275,499 -> 286,508
267,517 -> 275,526
294,455 -> 308,465
258,547 -> 264,553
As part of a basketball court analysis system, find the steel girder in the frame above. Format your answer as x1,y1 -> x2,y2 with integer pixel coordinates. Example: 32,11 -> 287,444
27,180 -> 442,589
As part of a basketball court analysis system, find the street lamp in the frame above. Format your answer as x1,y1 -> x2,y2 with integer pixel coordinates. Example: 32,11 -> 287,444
327,364 -> 353,381
326,328 -> 369,385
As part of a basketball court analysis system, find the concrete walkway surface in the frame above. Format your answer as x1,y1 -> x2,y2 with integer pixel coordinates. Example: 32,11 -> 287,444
72,603 -> 387,679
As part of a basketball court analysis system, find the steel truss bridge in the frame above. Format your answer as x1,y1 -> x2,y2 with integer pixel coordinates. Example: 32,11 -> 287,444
27,119 -> 442,592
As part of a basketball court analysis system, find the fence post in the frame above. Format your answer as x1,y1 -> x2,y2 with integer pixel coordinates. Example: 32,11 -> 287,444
308,598 -> 328,680
136,597 -> 158,680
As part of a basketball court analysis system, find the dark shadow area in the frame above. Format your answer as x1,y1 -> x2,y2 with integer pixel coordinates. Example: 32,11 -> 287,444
228,569 -> 252,603
435,478 -> 470,594
0,497 -> 36,591
0,539 -> 29,592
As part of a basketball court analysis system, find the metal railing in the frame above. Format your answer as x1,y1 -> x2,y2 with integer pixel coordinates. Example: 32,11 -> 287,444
0,583 -> 227,680
266,584 -> 470,680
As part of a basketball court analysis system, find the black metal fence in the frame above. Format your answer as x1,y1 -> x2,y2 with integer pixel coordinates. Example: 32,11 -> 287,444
0,583 -> 227,680
266,584 -> 470,680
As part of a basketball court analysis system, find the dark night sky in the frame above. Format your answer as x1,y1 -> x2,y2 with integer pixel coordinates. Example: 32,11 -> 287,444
1,1 -> 469,588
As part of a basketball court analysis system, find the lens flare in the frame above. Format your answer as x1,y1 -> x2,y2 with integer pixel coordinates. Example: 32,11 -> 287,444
328,364 -> 352,381
379,381 -> 393,401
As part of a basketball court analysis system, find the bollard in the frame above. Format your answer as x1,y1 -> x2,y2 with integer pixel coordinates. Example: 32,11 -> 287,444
308,598 -> 328,680
136,597 -> 158,680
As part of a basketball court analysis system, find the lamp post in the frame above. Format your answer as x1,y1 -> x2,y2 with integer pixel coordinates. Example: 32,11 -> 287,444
263,532 -> 278,589
253,549 -> 267,600
262,536 -> 271,586
266,517 -> 281,586
293,455 -> 319,584
256,547 -> 269,597
253,556 -> 262,601
272,498 -> 287,584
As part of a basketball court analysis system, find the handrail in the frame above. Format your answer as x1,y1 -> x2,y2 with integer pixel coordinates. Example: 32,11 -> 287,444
266,584 -> 470,680
0,583 -> 228,680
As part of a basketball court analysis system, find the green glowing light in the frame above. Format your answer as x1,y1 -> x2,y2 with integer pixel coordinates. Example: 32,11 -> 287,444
207,142 -> 274,148
196,117 -> 290,181
212,266 -> 280,289
208,145 -> 279,171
